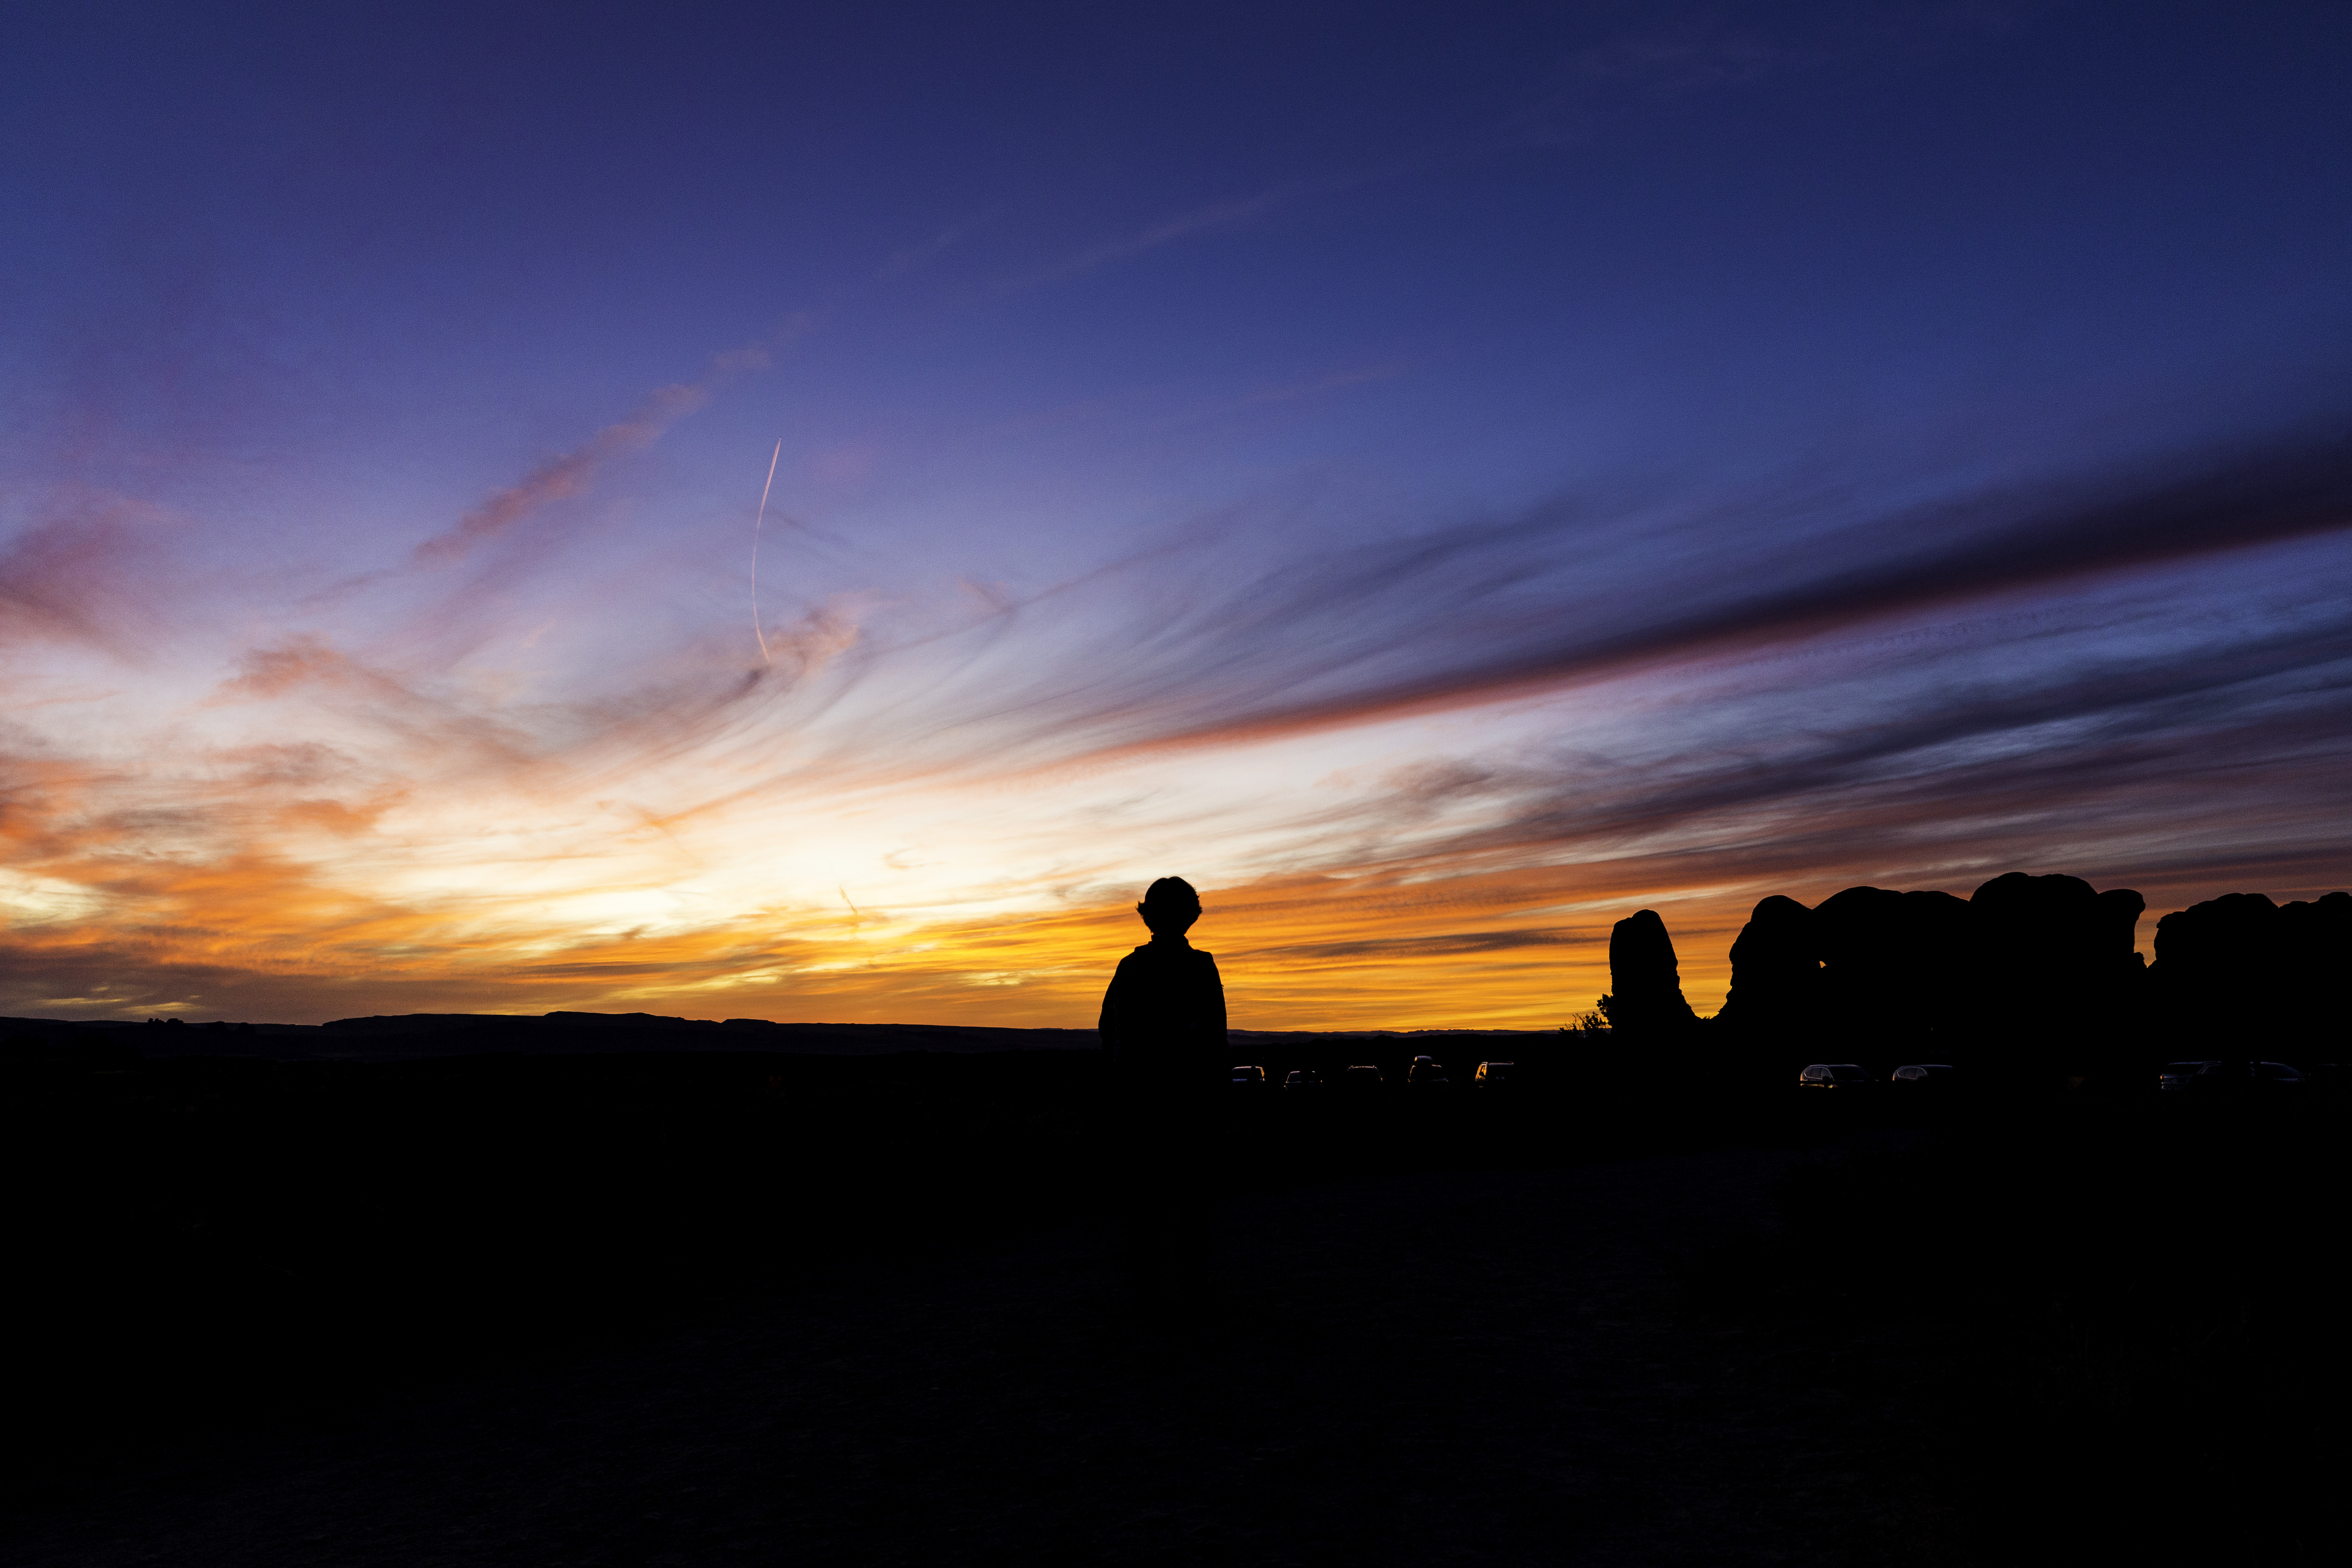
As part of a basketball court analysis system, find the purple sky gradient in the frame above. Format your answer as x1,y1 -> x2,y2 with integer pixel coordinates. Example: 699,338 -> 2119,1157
4,2 -> 2350,1024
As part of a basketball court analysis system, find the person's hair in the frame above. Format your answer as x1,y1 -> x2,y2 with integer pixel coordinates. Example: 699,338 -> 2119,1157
1137,876 -> 1200,935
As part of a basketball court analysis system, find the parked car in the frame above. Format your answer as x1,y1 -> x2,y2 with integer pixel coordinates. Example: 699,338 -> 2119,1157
2175,1060 -> 2307,1091
1283,1068 -> 1323,1091
2159,1061 -> 2213,1091
1797,1063 -> 1874,1088
1890,1063 -> 1957,1085
1230,1064 -> 1266,1088
1407,1055 -> 1450,1086
1341,1064 -> 1384,1090
1473,1060 -> 1515,1086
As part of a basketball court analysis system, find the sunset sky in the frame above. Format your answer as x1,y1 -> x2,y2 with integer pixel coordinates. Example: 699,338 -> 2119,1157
6,2 -> 2351,1027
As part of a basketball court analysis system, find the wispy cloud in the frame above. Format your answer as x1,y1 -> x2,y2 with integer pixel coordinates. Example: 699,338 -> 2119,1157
1154,363 -> 1407,428
1013,146 -> 1450,290
0,498 -> 172,654
879,214 -> 995,278
7,404 -> 2350,1026
1019,187 -> 1295,287
1521,2 -> 2019,144
411,384 -> 710,566
411,344 -> 772,567
1038,432 -> 2352,754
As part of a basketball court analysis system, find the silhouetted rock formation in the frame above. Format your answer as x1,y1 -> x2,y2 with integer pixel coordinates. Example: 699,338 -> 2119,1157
2279,892 -> 2352,1050
1969,872 -> 2145,1079
2153,891 -> 2277,1055
1606,910 -> 1698,1039
2152,889 -> 2350,1056
1712,870 -> 2154,1078
1809,886 -> 1973,1051
1715,895 -> 1820,1044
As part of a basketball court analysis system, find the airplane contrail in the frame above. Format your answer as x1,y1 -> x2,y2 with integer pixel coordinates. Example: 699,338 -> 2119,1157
751,438 -> 781,664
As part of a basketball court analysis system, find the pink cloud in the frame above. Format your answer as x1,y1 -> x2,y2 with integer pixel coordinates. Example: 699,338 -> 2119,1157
412,382 -> 710,566
410,342 -> 775,568
0,499 -> 171,653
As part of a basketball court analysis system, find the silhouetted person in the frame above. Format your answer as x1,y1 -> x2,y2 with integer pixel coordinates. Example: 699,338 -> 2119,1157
1098,876 -> 1227,1302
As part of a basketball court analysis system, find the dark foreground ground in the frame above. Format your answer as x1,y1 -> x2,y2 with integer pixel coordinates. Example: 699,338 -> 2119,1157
3,1042 -> 2344,1565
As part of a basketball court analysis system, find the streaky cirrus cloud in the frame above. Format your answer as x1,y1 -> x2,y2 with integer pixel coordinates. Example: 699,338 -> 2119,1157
7,6 -> 2351,1025
411,345 -> 771,567
0,495 -> 182,655
9,397 -> 2350,1025
797,426 -> 2352,768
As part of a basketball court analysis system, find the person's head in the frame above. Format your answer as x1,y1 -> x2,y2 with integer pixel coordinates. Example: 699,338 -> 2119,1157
1137,876 -> 1201,937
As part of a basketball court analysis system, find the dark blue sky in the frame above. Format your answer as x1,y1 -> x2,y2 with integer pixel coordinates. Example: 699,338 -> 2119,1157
4,2 -> 2350,1023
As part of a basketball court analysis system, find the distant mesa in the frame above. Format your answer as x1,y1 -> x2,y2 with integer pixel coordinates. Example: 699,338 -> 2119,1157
322,1012 -> 557,1032
321,1011 -> 801,1034
0,1011 -> 1094,1063
305,1012 -> 1099,1059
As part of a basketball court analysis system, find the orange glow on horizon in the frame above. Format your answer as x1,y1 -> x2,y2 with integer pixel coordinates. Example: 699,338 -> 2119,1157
0,848 -> 1741,1029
